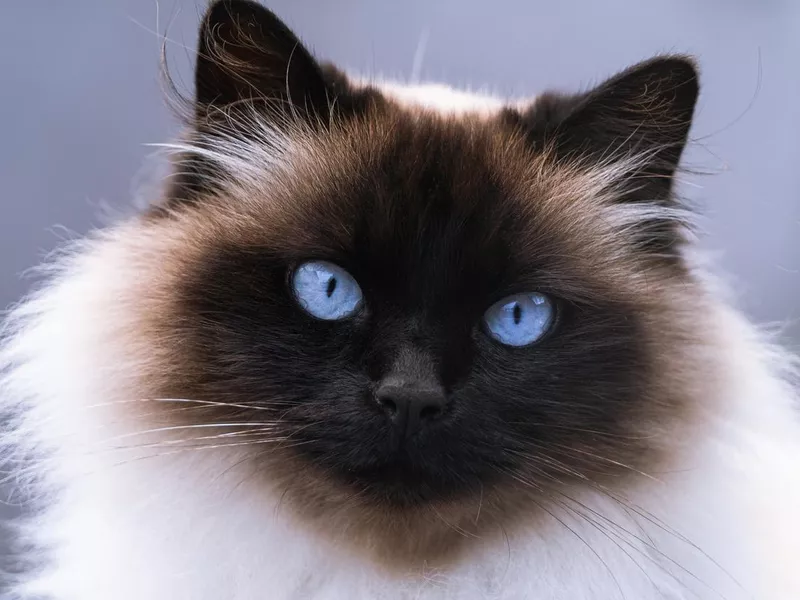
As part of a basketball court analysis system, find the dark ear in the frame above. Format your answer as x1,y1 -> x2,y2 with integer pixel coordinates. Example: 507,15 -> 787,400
157,2 -> 382,211
517,56 -> 699,200
195,0 -> 329,121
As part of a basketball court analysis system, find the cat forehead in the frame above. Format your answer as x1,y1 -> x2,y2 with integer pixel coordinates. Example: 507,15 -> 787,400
187,104 -> 562,250
171,66 -> 636,232
190,93 -> 568,213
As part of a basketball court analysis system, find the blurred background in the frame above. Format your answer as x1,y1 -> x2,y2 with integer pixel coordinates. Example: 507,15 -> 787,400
1,0 -> 798,580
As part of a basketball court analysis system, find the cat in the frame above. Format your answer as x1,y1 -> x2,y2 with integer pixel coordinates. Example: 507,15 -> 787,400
2,1 -> 799,598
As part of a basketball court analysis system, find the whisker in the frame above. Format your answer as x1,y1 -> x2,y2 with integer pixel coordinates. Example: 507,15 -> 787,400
0,436 -> 313,488
548,493 -> 663,596
505,423 -> 657,441
548,443 -> 664,483
104,438 -> 318,466
549,486 -> 708,599
428,504 -> 478,539
107,427 -> 284,449
99,422 -> 284,443
596,485 -> 744,594
498,466 -> 626,599
505,447 -> 739,598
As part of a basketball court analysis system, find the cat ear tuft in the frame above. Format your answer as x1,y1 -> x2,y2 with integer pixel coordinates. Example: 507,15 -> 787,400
195,0 -> 330,121
509,56 -> 699,261
519,55 -> 699,198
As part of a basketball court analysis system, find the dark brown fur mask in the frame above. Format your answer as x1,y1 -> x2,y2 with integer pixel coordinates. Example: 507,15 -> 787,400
138,0 -> 703,565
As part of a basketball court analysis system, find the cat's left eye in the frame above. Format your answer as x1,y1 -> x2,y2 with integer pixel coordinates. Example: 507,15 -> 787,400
291,261 -> 364,320
483,292 -> 555,347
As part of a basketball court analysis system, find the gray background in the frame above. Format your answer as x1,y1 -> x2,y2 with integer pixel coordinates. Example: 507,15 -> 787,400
1,0 -> 798,573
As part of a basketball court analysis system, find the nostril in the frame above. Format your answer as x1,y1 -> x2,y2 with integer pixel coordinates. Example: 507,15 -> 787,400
419,404 -> 442,421
378,396 -> 398,416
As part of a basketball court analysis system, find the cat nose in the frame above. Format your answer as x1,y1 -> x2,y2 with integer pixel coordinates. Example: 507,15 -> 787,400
375,380 -> 447,438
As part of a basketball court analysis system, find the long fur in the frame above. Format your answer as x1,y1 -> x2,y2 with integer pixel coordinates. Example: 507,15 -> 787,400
2,12 -> 799,600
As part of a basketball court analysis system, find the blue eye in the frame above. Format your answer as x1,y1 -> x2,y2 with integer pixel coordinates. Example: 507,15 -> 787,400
483,292 -> 555,347
292,261 -> 364,320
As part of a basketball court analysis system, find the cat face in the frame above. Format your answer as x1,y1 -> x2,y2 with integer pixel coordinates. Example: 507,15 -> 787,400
137,0 -> 701,545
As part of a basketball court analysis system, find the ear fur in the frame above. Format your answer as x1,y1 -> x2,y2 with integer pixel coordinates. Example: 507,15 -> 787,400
517,56 -> 699,198
160,2 -> 384,208
507,56 -> 699,259
195,0 -> 330,122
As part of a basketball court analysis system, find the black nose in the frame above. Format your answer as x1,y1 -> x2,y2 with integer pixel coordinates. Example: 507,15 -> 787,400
375,381 -> 447,438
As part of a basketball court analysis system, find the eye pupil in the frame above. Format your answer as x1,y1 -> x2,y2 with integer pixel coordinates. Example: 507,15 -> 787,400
326,276 -> 337,298
292,261 -> 363,320
484,292 -> 555,347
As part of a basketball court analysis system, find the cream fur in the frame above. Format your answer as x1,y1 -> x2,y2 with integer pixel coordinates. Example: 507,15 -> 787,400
2,82 -> 799,600
356,77 -> 510,115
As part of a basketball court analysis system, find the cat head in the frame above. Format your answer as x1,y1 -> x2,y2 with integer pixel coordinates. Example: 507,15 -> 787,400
131,0 -> 703,563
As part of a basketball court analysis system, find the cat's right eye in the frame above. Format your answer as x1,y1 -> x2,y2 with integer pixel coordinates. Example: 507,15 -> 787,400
291,261 -> 364,321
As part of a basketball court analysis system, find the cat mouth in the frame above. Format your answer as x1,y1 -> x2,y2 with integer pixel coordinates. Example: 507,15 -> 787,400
344,462 -> 459,506
327,443 -> 479,507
